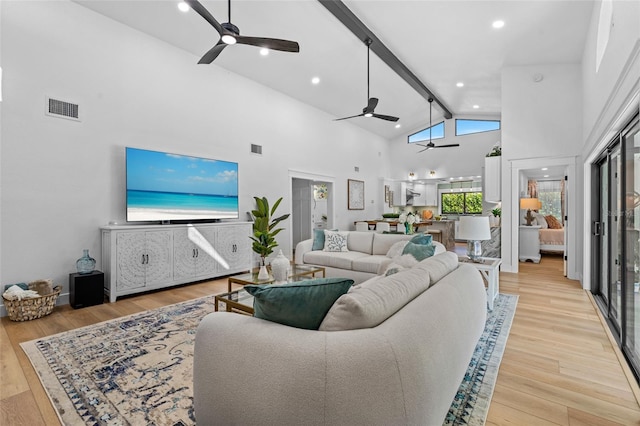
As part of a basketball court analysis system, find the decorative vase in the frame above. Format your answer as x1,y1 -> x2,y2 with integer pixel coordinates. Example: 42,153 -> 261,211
257,263 -> 270,280
405,222 -> 413,235
271,250 -> 289,283
76,249 -> 96,274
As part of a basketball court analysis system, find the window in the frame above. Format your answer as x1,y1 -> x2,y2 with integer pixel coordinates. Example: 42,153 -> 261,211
408,121 -> 444,143
537,180 -> 563,222
455,119 -> 500,136
441,191 -> 483,214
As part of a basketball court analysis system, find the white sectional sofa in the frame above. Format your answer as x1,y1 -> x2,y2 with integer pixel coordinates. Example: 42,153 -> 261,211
193,252 -> 487,425
295,230 -> 446,284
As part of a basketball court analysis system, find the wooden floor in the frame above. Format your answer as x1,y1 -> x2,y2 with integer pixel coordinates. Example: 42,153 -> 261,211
1,255 -> 640,425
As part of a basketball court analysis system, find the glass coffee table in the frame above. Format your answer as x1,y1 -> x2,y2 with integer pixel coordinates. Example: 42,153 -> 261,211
226,264 -> 325,292
216,264 -> 326,315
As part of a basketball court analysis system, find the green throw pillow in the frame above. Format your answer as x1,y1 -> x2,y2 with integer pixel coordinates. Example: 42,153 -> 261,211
244,277 -> 354,330
402,241 -> 436,261
410,233 -> 433,245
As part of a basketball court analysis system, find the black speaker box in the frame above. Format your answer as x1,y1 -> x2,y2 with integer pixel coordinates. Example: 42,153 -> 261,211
69,271 -> 104,309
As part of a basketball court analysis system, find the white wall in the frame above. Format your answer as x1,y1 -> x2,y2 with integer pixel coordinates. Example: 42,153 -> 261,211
501,64 -> 583,276
0,1 -> 390,303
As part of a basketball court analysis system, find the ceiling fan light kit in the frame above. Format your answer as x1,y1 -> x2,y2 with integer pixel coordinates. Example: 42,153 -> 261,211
186,0 -> 299,64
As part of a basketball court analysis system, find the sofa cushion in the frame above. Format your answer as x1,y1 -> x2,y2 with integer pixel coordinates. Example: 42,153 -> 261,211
323,230 -> 349,252
402,242 -> 436,261
413,251 -> 459,284
303,250 -> 369,270
351,255 -> 390,274
347,231 -> 375,254
245,277 -> 354,330
372,233 -> 413,255
318,268 -> 430,331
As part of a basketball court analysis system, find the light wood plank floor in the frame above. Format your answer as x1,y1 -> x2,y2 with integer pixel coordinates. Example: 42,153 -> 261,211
1,255 -> 640,425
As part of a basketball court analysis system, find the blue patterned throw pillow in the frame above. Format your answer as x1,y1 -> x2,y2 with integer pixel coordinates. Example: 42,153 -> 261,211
312,228 -> 337,250
244,277 -> 354,330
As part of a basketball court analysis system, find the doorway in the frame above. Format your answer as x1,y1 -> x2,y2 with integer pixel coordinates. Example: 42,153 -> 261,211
289,171 -> 335,256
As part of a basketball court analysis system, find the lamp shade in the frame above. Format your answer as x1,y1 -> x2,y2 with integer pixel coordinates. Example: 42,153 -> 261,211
458,216 -> 491,241
520,198 -> 539,210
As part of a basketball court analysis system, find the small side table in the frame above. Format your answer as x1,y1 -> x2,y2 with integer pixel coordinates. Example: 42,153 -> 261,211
519,225 -> 541,263
69,271 -> 105,309
459,257 -> 502,310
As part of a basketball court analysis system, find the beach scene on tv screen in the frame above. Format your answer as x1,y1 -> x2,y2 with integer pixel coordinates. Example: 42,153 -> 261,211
126,148 -> 239,221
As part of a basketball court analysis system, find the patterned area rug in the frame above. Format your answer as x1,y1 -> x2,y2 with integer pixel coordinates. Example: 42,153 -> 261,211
444,293 -> 518,425
21,293 -> 517,426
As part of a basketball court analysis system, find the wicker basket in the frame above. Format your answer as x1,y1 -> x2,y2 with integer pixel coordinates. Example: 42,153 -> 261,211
3,285 -> 61,322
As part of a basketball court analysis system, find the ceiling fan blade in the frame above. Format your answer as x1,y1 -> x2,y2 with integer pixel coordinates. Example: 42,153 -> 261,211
185,0 -> 224,35
417,146 -> 430,153
364,97 -> 378,114
334,113 -> 365,121
235,36 -> 300,52
433,143 -> 460,148
372,113 -> 400,122
198,41 -> 228,64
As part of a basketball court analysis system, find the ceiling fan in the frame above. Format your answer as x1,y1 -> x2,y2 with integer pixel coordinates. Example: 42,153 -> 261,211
335,39 -> 399,122
185,0 -> 300,64
417,98 -> 459,152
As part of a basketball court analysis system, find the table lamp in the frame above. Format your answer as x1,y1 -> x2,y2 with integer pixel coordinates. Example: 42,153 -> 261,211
458,216 -> 491,261
520,198 -> 539,226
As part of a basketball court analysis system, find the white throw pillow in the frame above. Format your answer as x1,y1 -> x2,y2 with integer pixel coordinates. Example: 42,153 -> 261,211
323,230 -> 349,252
382,254 -> 419,276
533,212 -> 548,228
386,240 -> 409,258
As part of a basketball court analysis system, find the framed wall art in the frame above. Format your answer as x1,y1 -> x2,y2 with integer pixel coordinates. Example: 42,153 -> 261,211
348,179 -> 365,210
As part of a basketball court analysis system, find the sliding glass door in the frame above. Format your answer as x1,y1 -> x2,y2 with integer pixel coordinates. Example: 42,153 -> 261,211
623,118 -> 640,372
593,114 -> 639,381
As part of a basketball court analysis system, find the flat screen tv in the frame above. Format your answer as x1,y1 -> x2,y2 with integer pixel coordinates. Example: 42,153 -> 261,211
126,147 -> 239,222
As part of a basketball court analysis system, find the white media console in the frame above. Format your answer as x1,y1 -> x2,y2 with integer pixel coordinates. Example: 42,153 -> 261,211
101,222 -> 253,302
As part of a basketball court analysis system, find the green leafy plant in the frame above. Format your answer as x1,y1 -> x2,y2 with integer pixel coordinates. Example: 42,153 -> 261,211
486,145 -> 502,157
250,196 -> 291,266
492,208 -> 501,217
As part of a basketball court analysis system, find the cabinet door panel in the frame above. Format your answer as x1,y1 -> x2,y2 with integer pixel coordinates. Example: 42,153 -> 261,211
216,225 -> 251,272
192,226 -> 219,278
145,230 -> 172,284
173,228 -> 196,280
116,232 -> 147,290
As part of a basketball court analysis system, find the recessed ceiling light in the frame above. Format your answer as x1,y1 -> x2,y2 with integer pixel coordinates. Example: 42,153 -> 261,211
473,105 -> 479,109
178,1 -> 190,12
541,167 -> 548,170
311,76 -> 320,85
259,48 -> 269,56
544,175 -> 550,178
450,177 -> 455,180
395,123 -> 401,129
492,20 -> 505,29
456,82 -> 464,88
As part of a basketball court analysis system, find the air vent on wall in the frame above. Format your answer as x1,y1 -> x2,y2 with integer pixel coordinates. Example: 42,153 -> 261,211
46,96 -> 80,121
251,144 -> 263,155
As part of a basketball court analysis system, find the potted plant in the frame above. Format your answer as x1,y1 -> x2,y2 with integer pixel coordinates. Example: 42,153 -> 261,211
250,196 -> 290,279
491,207 -> 501,226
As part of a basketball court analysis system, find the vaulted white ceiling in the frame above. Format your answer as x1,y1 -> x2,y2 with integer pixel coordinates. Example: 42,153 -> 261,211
74,0 -> 595,140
